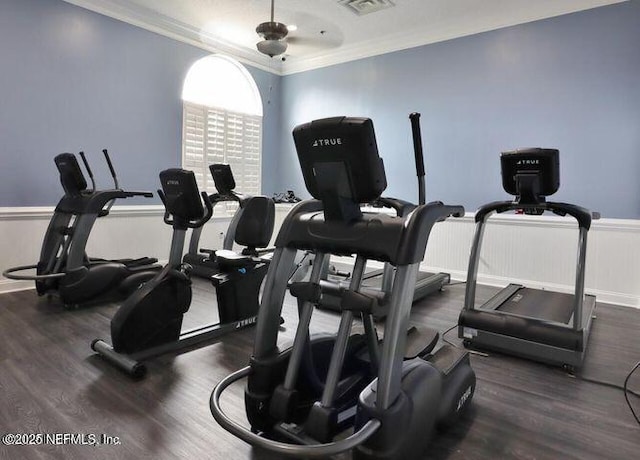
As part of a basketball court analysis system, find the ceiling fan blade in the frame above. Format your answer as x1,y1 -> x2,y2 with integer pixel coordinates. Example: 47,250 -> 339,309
281,11 -> 344,54
287,35 -> 343,50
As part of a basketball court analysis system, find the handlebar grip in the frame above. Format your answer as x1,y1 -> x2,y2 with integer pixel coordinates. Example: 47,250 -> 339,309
103,149 -> 117,181
157,189 -> 173,225
157,189 -> 166,207
409,112 -> 425,178
78,150 -> 97,192
185,192 -> 214,228
191,191 -> 214,227
78,151 -> 93,178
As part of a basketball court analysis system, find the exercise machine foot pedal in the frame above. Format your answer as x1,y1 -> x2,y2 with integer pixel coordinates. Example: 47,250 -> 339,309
405,325 -> 439,359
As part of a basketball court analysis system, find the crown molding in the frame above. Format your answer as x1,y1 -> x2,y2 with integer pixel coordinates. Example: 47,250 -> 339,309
281,0 -> 628,75
63,0 -> 627,77
62,0 -> 285,75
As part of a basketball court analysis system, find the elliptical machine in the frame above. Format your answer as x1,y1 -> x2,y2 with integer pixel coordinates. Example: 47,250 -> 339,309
3,150 -> 160,308
312,113 -> 458,319
92,167 -> 276,378
210,116 -> 476,459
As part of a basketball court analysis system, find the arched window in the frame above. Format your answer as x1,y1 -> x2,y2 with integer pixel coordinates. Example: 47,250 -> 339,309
182,55 -> 263,204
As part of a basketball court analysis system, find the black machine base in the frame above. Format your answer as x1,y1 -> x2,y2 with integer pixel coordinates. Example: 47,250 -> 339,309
238,343 -> 475,460
91,317 -> 258,378
459,285 -> 597,369
92,260 -> 269,378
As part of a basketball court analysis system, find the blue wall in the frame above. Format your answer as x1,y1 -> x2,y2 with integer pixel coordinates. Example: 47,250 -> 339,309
278,1 -> 640,218
0,0 -> 280,206
2,1 -> 638,217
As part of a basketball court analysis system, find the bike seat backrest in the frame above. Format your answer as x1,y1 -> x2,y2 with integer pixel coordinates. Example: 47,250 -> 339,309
235,196 -> 275,249
159,169 -> 204,221
55,153 -> 87,196
292,116 -> 387,222
210,164 -> 236,194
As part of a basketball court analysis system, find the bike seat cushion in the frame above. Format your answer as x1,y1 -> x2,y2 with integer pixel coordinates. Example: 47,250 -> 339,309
215,249 -> 260,270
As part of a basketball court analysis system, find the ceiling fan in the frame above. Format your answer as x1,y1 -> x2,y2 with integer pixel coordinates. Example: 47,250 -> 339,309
255,0 -> 289,57
255,1 -> 345,59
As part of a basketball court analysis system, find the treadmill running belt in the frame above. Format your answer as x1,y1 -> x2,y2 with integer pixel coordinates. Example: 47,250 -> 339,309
497,288 -> 574,324
361,269 -> 436,288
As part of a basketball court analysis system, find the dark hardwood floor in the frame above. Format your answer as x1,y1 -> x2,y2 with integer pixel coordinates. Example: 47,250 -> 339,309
0,278 -> 638,460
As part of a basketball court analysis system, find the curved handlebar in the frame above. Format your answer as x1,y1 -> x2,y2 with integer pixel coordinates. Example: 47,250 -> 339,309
190,192 -> 213,228
157,189 -> 172,226
157,189 -> 213,229
209,191 -> 243,206
101,149 -> 119,214
369,197 -> 416,217
102,149 -> 119,189
475,200 -> 593,230
209,366 -> 381,457
3,264 -> 67,281
78,151 -> 96,192
437,203 -> 465,220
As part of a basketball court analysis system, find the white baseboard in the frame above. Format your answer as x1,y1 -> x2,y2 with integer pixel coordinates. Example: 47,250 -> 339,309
2,207 -> 639,309
0,278 -> 35,294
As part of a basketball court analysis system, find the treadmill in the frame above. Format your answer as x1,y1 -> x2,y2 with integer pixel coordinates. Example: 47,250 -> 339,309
314,113 -> 458,319
458,148 -> 597,371
359,239 -> 450,299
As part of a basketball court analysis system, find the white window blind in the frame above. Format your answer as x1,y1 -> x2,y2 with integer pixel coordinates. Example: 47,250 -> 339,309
182,101 -> 262,216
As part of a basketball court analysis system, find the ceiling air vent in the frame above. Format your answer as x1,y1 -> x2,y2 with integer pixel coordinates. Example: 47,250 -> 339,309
338,0 -> 396,16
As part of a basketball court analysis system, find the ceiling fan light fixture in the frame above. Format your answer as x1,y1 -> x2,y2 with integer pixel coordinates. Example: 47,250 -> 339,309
257,39 -> 288,57
255,0 -> 289,58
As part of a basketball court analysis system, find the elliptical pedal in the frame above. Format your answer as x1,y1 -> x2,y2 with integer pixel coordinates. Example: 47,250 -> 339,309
405,325 -> 440,359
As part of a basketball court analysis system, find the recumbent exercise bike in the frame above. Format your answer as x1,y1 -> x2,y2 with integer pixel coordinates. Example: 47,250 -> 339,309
183,163 -> 270,280
92,167 -> 275,378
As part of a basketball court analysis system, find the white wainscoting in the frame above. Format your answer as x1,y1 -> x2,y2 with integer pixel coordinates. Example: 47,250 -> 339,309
1,206 -> 639,308
0,204 -> 294,294
0,206 -> 168,293
422,214 -> 640,308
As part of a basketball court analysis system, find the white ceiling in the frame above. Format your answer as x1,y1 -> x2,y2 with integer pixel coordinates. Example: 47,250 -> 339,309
64,0 -> 626,75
